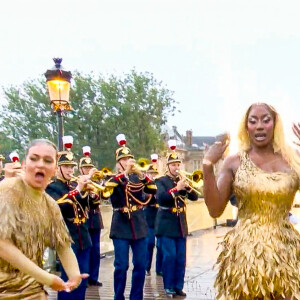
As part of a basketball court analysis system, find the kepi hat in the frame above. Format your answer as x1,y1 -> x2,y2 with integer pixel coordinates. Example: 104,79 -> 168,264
166,140 -> 181,164
115,134 -> 134,161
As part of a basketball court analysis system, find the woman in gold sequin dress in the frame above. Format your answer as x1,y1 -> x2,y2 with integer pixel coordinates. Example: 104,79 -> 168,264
0,139 -> 87,299
203,103 -> 300,300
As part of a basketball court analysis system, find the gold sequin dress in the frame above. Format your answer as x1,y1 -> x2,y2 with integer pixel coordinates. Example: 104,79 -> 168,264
215,152 -> 300,300
0,177 -> 72,299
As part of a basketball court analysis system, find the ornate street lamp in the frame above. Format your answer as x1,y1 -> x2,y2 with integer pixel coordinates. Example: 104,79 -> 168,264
45,58 -> 72,151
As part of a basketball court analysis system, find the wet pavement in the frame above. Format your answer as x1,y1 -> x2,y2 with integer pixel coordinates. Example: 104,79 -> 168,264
47,226 -> 231,300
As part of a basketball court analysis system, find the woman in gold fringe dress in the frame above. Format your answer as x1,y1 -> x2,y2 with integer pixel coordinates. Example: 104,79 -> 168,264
203,103 -> 300,300
0,139 -> 87,299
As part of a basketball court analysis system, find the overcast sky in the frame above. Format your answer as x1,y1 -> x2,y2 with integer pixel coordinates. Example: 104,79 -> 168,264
1,0 -> 300,139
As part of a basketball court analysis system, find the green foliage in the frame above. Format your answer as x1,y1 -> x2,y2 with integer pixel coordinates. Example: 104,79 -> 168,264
0,69 -> 177,167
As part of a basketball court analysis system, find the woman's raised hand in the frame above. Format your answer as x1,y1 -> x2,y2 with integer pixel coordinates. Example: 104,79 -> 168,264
204,135 -> 229,165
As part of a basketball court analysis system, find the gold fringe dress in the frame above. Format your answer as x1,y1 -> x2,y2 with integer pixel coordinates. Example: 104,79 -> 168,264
0,177 -> 72,299
215,151 -> 300,300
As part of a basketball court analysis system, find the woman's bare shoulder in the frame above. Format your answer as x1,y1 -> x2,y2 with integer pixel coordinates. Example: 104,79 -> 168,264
222,153 -> 241,174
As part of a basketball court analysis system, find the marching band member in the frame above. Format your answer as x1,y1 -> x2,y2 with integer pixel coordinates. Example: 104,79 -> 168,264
106,134 -> 156,300
155,140 -> 198,297
78,146 -> 104,287
144,154 -> 162,277
46,137 -> 91,300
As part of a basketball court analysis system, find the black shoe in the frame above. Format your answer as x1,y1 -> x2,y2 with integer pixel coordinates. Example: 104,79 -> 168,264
165,289 -> 176,297
89,280 -> 103,287
146,270 -> 151,276
175,289 -> 187,297
156,271 -> 163,276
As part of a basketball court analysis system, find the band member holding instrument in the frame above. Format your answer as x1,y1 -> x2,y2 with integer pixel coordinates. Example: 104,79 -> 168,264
155,140 -> 198,297
105,134 -> 157,300
78,146 -> 104,287
144,154 -> 162,277
46,138 -> 92,300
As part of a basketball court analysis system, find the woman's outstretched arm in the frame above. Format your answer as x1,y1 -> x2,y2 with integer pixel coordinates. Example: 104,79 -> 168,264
0,239 -> 66,290
56,245 -> 89,292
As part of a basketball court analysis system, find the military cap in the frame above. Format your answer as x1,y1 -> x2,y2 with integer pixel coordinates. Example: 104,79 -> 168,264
166,139 -> 181,165
115,146 -> 134,162
115,133 -> 134,161
79,156 -> 94,168
147,164 -> 159,174
79,146 -> 94,168
58,151 -> 77,166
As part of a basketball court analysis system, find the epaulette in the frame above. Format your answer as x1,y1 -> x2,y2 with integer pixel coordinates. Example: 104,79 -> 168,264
146,184 -> 157,190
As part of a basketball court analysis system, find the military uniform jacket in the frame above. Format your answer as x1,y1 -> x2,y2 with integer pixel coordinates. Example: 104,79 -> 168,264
155,175 -> 198,238
144,194 -> 158,228
86,193 -> 104,230
107,173 -> 156,240
46,179 -> 92,250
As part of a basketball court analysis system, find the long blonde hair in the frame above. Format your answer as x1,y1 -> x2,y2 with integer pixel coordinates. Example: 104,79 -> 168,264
237,103 -> 300,176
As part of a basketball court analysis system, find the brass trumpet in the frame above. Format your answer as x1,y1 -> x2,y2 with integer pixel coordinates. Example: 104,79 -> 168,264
71,175 -> 109,195
176,170 -> 203,196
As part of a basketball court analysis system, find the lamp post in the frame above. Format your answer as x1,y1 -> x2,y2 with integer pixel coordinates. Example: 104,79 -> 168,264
45,58 -> 72,151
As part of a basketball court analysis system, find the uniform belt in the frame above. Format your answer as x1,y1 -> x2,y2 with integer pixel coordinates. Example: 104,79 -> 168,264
66,217 -> 86,224
149,204 -> 159,208
159,206 -> 186,213
113,205 -> 143,213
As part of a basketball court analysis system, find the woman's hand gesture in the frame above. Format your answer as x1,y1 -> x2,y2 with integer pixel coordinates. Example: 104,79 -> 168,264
65,273 -> 89,292
50,275 -> 67,291
204,134 -> 229,165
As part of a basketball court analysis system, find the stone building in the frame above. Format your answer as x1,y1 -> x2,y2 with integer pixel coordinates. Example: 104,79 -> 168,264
158,125 -> 217,174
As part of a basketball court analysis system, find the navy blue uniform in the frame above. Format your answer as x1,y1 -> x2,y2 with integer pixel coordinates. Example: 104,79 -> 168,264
86,191 -> 104,285
46,178 -> 92,300
106,172 -> 156,300
144,194 -> 162,274
155,175 -> 198,293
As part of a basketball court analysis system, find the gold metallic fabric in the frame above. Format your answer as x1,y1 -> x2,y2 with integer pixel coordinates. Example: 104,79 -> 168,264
215,152 -> 300,299
0,177 -> 71,298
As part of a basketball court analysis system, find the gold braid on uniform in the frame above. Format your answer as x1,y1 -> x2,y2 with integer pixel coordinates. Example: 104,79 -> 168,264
125,182 -> 152,206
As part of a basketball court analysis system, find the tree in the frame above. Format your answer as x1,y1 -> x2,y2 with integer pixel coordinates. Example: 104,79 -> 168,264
0,69 -> 177,167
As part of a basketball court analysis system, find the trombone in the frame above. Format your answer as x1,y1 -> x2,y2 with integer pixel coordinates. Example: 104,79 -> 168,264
176,170 -> 203,196
71,175 -> 113,198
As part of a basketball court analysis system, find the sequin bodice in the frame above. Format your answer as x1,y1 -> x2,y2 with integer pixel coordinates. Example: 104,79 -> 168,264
233,152 -> 299,224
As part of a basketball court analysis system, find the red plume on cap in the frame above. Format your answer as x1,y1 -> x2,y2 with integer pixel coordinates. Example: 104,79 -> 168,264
82,146 -> 91,156
9,151 -> 19,162
62,135 -> 73,150
168,139 -> 177,151
116,134 -> 126,146
150,153 -> 158,163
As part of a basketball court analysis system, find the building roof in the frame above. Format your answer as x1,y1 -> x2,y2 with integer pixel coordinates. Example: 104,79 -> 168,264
192,136 -> 216,148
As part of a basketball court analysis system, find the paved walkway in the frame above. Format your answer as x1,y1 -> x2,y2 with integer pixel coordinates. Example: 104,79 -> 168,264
47,226 -> 231,300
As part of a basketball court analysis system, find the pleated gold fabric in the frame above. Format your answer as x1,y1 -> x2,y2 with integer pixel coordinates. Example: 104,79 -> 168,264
215,152 -> 300,300
0,177 -> 71,298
